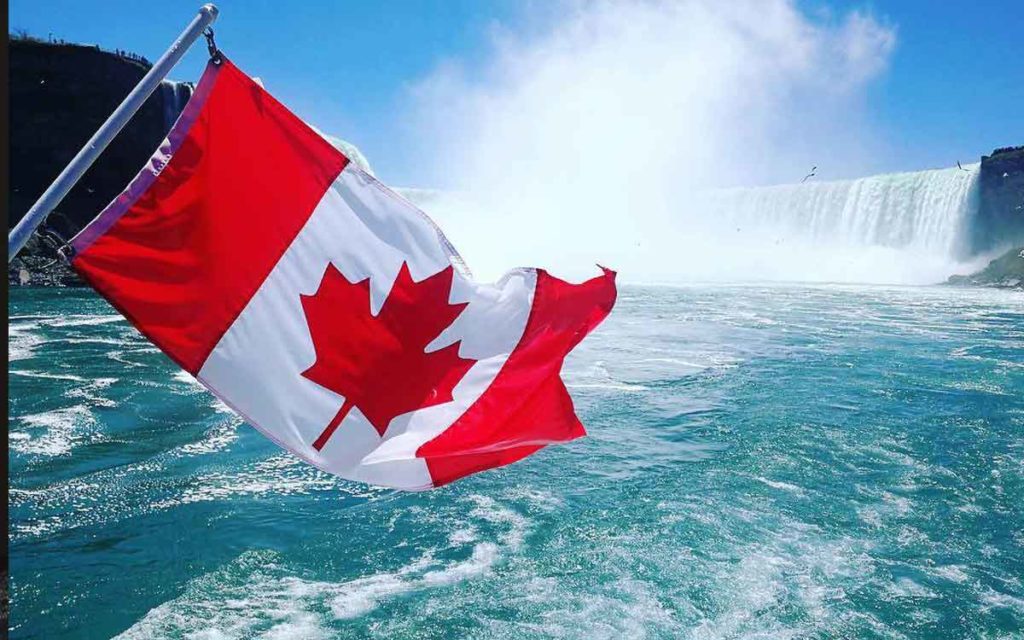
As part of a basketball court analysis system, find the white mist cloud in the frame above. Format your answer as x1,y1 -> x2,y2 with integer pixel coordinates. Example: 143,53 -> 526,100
404,0 -> 901,283
830,10 -> 898,87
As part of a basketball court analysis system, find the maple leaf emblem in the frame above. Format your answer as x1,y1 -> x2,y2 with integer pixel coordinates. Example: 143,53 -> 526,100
301,262 -> 474,451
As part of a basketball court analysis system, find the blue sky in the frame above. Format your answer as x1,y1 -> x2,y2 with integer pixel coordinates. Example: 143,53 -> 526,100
824,0 -> 1024,172
9,0 -> 1024,187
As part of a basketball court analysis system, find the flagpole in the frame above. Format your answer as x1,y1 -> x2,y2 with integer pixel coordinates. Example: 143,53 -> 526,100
7,4 -> 220,264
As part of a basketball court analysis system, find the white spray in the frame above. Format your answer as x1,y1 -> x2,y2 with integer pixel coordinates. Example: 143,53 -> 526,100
394,0 -> 986,284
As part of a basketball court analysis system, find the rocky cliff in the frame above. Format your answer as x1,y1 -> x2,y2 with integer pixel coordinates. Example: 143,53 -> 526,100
972,146 -> 1024,254
8,36 -> 192,284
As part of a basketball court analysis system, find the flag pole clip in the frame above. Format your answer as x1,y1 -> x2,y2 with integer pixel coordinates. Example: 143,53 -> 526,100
204,27 -> 222,64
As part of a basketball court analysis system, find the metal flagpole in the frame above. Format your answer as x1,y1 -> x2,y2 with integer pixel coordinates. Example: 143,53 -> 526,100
7,3 -> 220,264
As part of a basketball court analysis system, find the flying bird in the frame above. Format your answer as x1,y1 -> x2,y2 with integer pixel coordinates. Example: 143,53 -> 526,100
801,166 -> 817,183
957,161 -> 968,172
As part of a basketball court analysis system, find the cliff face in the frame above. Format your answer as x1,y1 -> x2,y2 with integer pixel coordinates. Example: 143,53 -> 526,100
8,37 -> 191,283
973,146 -> 1024,253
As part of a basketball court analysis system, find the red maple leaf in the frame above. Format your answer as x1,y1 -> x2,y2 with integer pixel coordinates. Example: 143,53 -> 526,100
301,262 -> 475,450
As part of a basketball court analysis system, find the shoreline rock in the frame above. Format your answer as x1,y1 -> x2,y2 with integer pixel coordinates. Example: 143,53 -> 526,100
946,246 -> 1024,290
972,146 -> 1024,253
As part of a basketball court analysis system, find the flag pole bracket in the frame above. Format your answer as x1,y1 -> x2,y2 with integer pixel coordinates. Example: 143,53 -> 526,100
204,27 -> 223,64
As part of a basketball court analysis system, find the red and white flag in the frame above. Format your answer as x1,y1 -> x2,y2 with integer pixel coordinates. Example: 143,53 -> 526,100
69,58 -> 616,490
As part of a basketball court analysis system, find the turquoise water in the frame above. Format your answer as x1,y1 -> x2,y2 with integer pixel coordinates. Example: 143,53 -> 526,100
8,284 -> 1024,639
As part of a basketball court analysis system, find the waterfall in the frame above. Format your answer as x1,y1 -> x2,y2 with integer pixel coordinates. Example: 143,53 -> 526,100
696,165 -> 980,260
158,79 -> 194,131
337,122 -> 992,285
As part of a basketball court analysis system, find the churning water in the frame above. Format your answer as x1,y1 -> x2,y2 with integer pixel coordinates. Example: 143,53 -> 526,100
8,285 -> 1023,639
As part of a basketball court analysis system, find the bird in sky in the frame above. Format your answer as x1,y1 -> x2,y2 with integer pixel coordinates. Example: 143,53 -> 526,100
801,166 -> 817,183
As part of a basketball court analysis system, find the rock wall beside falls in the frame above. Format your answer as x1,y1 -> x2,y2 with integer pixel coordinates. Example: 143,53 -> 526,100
7,37 -> 191,255
974,146 -> 1024,253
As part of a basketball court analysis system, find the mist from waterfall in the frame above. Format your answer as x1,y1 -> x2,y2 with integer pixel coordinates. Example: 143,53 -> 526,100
675,164 -> 986,284
402,163 -> 988,285
396,0 -> 994,285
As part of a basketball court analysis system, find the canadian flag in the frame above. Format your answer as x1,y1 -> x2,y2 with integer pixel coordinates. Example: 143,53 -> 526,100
69,58 -> 616,490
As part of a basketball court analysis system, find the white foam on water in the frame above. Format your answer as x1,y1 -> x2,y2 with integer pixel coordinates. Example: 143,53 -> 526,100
172,370 -> 206,390
562,360 -> 651,392
262,612 -> 328,640
978,587 -> 1024,614
9,370 -> 88,382
177,419 -> 241,456
104,349 -> 150,368
946,379 -> 1009,395
329,494 -> 532,619
151,455 -> 351,509
421,542 -> 498,587
8,321 -> 44,361
857,508 -> 883,528
487,575 -> 679,640
11,449 -> 378,544
448,526 -> 478,545
45,314 -> 124,328
468,494 -> 531,549
122,494 -> 531,633
12,405 -> 101,457
211,397 -> 234,414
60,337 -> 126,346
565,382 -> 650,392
637,357 -> 711,369
681,514 -> 883,639
8,314 -> 56,320
10,453 -> 176,542
329,554 -> 436,620
114,552 -> 336,640
751,476 -> 807,497
9,312 -> 132,367
500,486 -> 564,510
327,575 -> 408,620
887,577 -> 937,600
66,376 -> 119,408
119,496 -> 533,637
323,535 -> 505,618
10,370 -> 119,409
930,564 -> 970,584
172,370 -> 234,414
